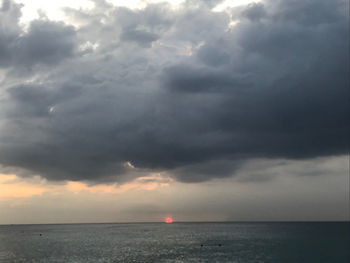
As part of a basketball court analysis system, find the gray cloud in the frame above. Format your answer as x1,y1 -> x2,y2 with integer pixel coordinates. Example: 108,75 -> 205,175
120,28 -> 159,47
0,0 -> 348,183
0,0 -> 22,67
16,20 -> 76,67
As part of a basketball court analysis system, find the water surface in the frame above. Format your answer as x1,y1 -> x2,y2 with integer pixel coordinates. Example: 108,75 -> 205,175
0,222 -> 348,262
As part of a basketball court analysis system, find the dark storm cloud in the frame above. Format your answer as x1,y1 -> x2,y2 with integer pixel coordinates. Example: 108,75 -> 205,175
0,0 -> 76,69
171,159 -> 243,183
0,0 -> 348,183
241,2 -> 266,21
164,65 -> 245,92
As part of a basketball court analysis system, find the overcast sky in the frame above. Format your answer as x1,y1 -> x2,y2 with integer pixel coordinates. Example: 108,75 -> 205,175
0,0 -> 348,224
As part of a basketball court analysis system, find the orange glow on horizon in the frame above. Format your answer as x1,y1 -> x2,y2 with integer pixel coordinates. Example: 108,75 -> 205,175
66,175 -> 170,194
0,173 -> 171,201
0,174 -> 47,201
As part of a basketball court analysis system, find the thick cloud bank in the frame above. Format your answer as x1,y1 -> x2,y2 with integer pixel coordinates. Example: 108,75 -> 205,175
0,0 -> 348,182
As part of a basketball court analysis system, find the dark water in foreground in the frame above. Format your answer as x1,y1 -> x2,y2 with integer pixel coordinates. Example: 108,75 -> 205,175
0,222 -> 348,263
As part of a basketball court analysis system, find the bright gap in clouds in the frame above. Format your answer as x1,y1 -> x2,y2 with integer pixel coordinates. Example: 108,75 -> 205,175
14,0 -> 95,23
213,0 -> 261,12
14,0 -> 258,24
106,0 -> 258,10
14,0 -> 185,24
106,0 -> 185,9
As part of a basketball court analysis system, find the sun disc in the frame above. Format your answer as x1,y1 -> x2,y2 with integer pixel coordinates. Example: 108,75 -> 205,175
165,217 -> 173,223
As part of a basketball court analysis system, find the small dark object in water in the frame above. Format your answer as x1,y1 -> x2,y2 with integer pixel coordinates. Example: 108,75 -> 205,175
200,244 -> 203,247
218,244 -> 222,247
39,234 -> 42,236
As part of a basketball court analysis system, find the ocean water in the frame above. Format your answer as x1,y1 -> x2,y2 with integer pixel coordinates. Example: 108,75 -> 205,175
0,222 -> 348,263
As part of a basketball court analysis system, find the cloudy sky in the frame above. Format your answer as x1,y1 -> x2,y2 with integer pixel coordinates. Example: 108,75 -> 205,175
0,0 -> 348,224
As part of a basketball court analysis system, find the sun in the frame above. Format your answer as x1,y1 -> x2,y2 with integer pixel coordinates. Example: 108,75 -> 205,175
165,217 -> 173,223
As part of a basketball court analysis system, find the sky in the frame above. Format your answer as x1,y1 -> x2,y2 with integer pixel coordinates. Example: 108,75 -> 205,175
0,0 -> 349,224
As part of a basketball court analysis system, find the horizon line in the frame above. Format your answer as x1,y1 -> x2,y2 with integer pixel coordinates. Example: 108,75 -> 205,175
1,220 -> 349,226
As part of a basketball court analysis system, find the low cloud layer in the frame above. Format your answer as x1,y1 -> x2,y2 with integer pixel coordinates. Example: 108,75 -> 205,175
0,0 -> 348,183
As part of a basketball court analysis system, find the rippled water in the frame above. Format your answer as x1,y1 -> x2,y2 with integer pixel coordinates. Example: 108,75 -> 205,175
0,222 -> 348,262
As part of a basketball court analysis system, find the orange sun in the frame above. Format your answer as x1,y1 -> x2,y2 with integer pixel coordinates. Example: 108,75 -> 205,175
165,217 -> 173,223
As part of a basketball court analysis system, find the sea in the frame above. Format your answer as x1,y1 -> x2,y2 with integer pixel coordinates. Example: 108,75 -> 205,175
0,222 -> 348,263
